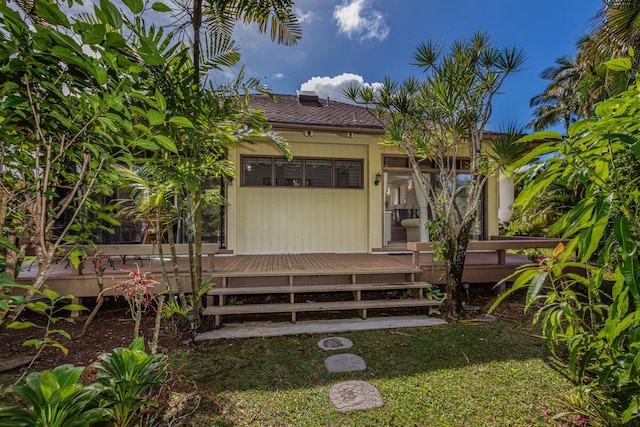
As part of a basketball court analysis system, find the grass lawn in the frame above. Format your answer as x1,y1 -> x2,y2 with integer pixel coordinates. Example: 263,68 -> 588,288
170,320 -> 573,426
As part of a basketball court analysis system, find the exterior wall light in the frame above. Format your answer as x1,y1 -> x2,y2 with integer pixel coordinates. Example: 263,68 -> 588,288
374,172 -> 382,186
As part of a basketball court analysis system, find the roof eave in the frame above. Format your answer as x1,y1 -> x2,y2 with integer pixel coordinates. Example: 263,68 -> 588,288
269,122 -> 385,135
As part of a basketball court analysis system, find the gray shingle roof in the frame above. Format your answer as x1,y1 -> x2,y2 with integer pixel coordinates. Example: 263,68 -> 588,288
248,94 -> 384,132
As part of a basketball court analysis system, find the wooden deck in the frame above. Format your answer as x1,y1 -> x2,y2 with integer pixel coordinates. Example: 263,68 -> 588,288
17,251 -> 530,298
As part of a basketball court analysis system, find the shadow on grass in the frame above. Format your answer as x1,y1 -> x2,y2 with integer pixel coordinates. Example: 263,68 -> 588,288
169,320 -> 555,393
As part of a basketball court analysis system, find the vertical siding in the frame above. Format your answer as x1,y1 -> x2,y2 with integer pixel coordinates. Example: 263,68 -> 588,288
233,137 -> 369,254
237,187 -> 367,253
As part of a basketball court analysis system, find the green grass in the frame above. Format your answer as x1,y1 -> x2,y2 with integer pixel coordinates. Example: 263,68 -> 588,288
170,321 -> 572,426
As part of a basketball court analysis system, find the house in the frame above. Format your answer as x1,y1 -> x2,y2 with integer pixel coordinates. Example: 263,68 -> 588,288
222,91 -> 499,254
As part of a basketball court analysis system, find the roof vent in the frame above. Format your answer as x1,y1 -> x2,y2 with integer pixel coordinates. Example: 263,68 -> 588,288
297,90 -> 320,105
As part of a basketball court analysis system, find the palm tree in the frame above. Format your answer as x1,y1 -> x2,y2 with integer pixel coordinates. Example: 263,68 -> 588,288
528,34 -> 631,131
169,0 -> 302,82
593,0 -> 640,55
529,55 -> 583,132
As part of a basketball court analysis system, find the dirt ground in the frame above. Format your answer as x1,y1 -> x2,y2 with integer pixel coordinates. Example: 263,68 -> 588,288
0,284 -> 529,373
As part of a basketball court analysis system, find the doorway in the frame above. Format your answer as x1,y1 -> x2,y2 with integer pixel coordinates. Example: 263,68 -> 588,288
383,171 -> 420,247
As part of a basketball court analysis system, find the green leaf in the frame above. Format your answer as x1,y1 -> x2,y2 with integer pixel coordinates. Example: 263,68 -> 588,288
621,256 -> 640,303
97,212 -> 120,226
27,301 -> 49,313
517,131 -> 563,144
42,288 -> 60,302
35,0 -> 71,28
168,116 -> 194,128
151,1 -> 172,12
604,57 -> 632,71
133,139 -> 160,151
61,304 -> 87,312
8,321 -> 38,330
22,339 -> 43,348
614,217 -> 635,254
99,0 -> 123,28
122,0 -> 143,13
146,109 -> 164,126
152,134 -> 178,153
154,89 -> 167,111
526,271 -> 548,304
80,23 -> 106,45
1,95 -> 26,108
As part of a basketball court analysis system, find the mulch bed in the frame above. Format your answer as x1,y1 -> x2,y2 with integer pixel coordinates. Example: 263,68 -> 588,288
0,284 -> 529,372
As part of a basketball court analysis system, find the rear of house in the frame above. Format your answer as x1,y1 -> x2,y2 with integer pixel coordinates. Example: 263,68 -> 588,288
223,92 -> 499,254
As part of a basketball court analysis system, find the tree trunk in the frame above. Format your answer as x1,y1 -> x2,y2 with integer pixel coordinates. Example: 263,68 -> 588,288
150,294 -> 165,354
166,223 -> 187,309
80,295 -> 103,338
193,188 -> 203,312
442,221 -> 473,316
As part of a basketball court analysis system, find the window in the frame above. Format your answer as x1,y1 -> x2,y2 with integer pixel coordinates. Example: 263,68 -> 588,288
242,157 -> 273,186
305,159 -> 333,187
241,156 -> 363,188
384,157 -> 409,168
335,160 -> 362,188
275,158 -> 303,186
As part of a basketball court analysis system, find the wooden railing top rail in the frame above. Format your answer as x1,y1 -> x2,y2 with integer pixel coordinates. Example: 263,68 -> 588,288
406,238 -> 566,267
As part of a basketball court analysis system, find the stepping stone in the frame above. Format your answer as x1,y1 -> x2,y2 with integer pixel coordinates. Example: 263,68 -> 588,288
329,380 -> 383,411
317,336 -> 353,351
324,353 -> 366,373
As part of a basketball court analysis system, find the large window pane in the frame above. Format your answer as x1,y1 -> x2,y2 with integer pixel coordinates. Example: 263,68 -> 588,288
275,158 -> 303,187
242,157 -> 272,186
305,159 -> 332,187
335,160 -> 362,188
432,173 -> 483,239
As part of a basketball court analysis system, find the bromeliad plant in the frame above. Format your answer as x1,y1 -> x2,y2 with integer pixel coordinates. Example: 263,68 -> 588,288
492,58 -> 640,425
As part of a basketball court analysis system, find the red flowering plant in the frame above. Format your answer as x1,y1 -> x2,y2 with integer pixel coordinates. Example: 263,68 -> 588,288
100,264 -> 164,341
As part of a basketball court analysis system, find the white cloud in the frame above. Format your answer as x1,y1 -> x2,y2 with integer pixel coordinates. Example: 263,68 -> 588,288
273,73 -> 285,79
333,0 -> 389,42
294,7 -> 316,24
300,73 -> 382,103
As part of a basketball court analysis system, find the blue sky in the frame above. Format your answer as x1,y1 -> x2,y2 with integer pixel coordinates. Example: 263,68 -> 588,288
219,0 -> 603,132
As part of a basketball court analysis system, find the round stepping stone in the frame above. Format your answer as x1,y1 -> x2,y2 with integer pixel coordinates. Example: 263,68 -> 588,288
324,353 -> 366,373
317,336 -> 353,351
329,380 -> 383,411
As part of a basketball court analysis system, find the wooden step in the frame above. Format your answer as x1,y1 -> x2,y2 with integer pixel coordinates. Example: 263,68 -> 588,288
207,281 -> 433,295
202,298 -> 442,317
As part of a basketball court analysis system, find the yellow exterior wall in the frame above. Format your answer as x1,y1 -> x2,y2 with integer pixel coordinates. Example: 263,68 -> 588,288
226,130 -> 500,254
228,130 -> 381,254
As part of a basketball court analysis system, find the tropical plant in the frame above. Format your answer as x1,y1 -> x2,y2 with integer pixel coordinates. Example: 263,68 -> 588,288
8,288 -> 86,379
105,265 -> 163,343
0,0 -> 198,333
154,0 -> 301,313
492,62 -> 640,424
0,364 -> 106,427
93,337 -> 170,427
346,32 -> 525,315
507,162 -> 585,236
163,281 -> 213,341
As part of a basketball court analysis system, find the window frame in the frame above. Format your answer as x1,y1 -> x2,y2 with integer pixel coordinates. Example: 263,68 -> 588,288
241,155 -> 364,189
